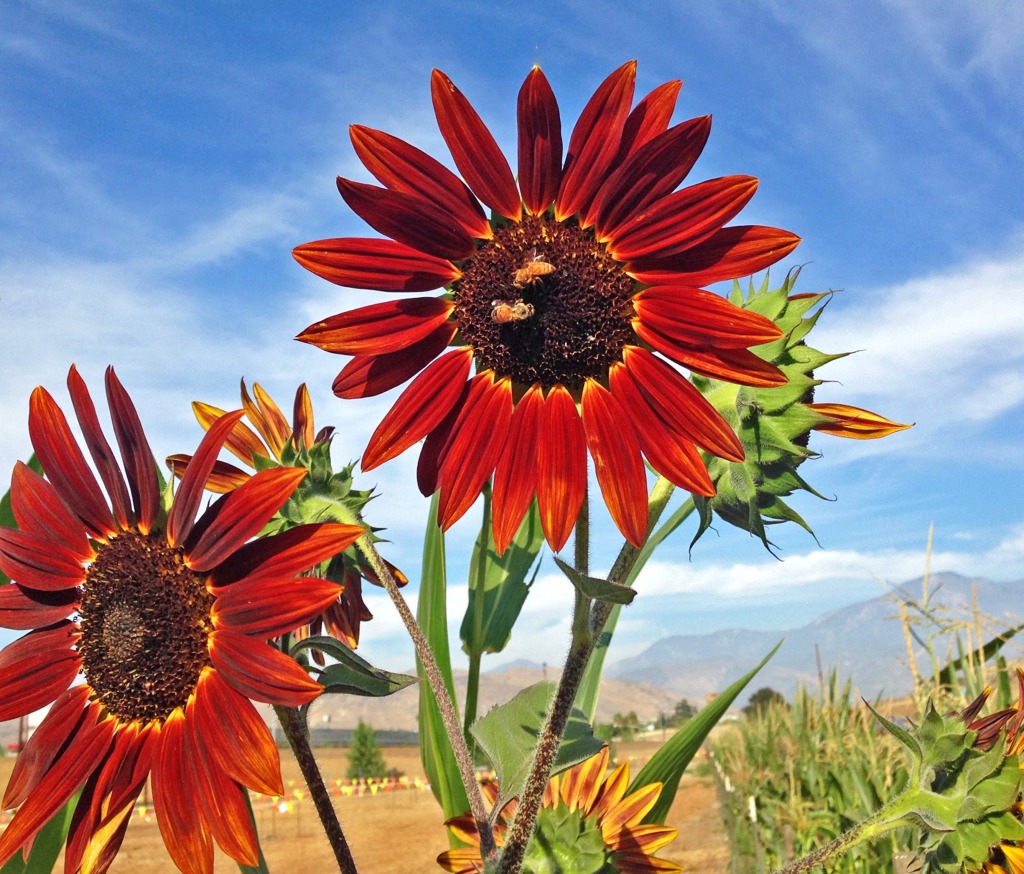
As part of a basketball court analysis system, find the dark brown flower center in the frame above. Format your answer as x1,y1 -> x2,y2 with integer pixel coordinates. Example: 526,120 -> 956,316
453,216 -> 636,393
78,531 -> 215,723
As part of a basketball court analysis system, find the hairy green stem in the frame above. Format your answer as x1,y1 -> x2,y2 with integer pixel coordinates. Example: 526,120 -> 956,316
357,534 -> 496,859
273,704 -> 357,874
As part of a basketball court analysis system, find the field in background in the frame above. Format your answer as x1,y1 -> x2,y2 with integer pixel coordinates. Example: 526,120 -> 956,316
0,740 -> 728,874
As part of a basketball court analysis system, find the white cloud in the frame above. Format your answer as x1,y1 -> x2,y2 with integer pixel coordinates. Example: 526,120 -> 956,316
811,240 -> 1024,437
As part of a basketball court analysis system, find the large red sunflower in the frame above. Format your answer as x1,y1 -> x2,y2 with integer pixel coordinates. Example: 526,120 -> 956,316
295,61 -> 800,553
0,366 -> 364,874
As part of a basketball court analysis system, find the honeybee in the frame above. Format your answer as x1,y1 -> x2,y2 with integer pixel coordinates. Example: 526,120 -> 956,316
512,248 -> 556,288
491,299 -> 535,323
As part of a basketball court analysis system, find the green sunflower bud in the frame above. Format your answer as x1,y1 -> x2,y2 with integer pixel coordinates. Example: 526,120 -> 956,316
692,268 -> 910,552
872,704 -> 1024,873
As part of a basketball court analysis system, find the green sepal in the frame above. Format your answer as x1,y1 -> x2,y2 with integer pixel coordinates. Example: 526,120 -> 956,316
470,682 -> 604,813
632,641 -> 782,824
552,557 -> 637,606
290,636 -> 417,697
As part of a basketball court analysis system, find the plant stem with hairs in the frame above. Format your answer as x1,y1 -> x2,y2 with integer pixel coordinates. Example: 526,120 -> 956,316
356,533 -> 497,860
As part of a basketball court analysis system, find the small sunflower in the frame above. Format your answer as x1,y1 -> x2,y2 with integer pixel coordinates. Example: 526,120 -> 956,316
295,61 -> 801,553
167,378 -> 407,649
437,746 -> 681,874
0,366 -> 364,874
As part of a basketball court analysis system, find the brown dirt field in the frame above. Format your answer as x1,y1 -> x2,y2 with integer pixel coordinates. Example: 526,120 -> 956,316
0,741 -> 729,873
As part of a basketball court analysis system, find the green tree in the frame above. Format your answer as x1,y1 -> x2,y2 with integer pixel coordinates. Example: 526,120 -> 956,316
742,686 -> 788,717
669,699 -> 697,726
346,719 -> 388,780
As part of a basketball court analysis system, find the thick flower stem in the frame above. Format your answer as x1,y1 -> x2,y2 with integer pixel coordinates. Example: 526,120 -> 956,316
356,534 -> 496,859
273,704 -> 358,874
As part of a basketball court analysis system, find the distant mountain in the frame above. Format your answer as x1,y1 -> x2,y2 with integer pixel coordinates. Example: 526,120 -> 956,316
607,572 -> 1024,702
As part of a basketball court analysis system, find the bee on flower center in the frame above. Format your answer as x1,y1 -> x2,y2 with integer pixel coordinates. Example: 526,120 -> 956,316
512,247 -> 556,289
491,299 -> 535,323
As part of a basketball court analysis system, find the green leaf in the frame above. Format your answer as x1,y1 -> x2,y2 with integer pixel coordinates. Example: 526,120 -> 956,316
935,623 -> 1024,689
552,557 -> 635,605
0,793 -> 77,874
471,682 -> 604,812
461,499 -> 543,657
290,636 -> 417,697
416,494 -> 471,825
575,497 -> 697,723
632,640 -> 783,824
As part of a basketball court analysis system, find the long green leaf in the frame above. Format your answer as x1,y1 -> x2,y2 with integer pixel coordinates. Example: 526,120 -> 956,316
632,640 -> 782,824
0,794 -> 77,874
575,497 -> 696,723
935,623 -> 1024,688
290,636 -> 417,697
416,493 -> 470,823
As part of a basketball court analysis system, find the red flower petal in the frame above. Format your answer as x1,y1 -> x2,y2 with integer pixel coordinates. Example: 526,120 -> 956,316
332,321 -> 457,399
64,723 -> 156,874
615,79 -> 682,161
152,710 -> 213,874
555,61 -> 636,223
362,347 -> 473,470
622,346 -> 744,461
0,703 -> 114,869
241,382 -> 291,459
637,325 -> 787,387
581,380 -> 648,547
209,521 -> 365,588
193,669 -> 283,796
186,467 -> 307,572
187,700 -> 259,866
416,396 -> 464,498
293,237 -> 461,292
492,383 -> 543,554
0,527 -> 86,592
214,575 -> 342,638
105,367 -> 160,534
297,296 -> 454,356
632,285 -> 783,349
807,402 -> 913,439
607,176 -> 758,261
28,385 -> 114,539
431,69 -> 522,221
336,177 -> 476,262
590,116 -> 712,237
517,67 -> 562,216
350,124 -> 492,239
166,410 -> 245,549
627,225 -> 802,287
191,402 -> 267,466
437,373 -> 513,530
536,386 -> 587,553
10,461 -> 92,559
166,454 -> 251,495
209,628 -> 322,706
66,365 -> 132,531
0,583 -> 78,629
0,622 -> 79,722
609,362 -> 714,496
3,684 -> 91,809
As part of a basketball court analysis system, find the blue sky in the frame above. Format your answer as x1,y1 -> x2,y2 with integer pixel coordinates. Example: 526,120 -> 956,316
1,1 -> 1022,676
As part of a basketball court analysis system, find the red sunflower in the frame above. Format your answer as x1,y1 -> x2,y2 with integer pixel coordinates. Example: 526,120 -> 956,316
0,366 -> 364,874
295,61 -> 800,553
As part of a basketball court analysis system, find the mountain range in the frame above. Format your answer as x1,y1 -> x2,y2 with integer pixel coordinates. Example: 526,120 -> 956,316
606,571 -> 1024,702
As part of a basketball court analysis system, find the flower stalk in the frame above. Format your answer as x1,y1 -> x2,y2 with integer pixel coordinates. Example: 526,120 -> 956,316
273,704 -> 358,874
357,533 -> 497,859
